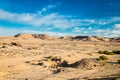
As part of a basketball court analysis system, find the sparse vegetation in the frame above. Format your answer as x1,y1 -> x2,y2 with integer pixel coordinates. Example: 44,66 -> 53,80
10,42 -> 18,46
117,60 -> 120,64
101,62 -> 107,66
97,55 -> 108,61
98,51 -> 114,55
98,50 -> 120,55
113,51 -> 120,54
48,55 -> 54,59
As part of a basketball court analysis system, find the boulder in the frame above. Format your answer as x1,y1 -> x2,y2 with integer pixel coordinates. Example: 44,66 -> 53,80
71,58 -> 101,70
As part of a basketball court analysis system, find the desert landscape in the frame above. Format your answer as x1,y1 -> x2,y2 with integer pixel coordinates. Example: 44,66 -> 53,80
0,0 -> 120,80
0,34 -> 120,80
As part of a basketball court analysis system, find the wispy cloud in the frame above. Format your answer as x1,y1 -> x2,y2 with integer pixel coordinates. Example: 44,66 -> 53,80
0,9 -> 97,29
0,9 -> 72,29
0,26 -> 71,36
72,25 -> 120,37
97,17 -> 120,25
114,24 -> 120,28
38,1 -> 62,14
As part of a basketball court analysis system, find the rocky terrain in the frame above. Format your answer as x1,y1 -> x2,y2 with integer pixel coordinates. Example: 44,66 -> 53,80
0,34 -> 120,80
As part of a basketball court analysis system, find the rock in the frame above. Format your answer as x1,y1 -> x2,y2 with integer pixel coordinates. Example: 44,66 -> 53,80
26,56 -> 69,68
51,56 -> 62,62
28,60 -> 42,65
14,34 -> 34,39
32,34 -> 49,40
72,36 -> 88,41
110,37 -> 120,42
114,78 -> 120,80
1,46 -> 7,48
59,60 -> 68,67
71,58 -> 101,70
10,42 -> 21,46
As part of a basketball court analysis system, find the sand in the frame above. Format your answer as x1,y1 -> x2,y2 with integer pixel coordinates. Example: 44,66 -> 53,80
0,34 -> 120,80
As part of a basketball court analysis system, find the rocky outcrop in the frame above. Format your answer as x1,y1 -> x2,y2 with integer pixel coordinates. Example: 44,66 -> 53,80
71,58 -> 102,70
26,56 -> 68,68
32,34 -> 49,40
110,37 -> 120,42
14,34 -> 34,39
64,36 -> 111,42
14,33 -> 120,42
72,36 -> 89,40
14,33 -> 53,40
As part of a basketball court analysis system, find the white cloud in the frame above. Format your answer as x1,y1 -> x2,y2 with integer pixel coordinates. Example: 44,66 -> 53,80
41,8 -> 47,12
93,28 -> 120,37
0,9 -> 98,29
48,4 -> 56,9
72,27 -> 85,32
70,19 -> 95,27
0,9 -> 73,29
93,17 -> 120,25
0,27 -> 72,36
114,24 -> 120,28
72,26 -> 120,37
39,1 -> 62,14
98,21 -> 107,25
112,17 -> 120,21
38,4 -> 56,14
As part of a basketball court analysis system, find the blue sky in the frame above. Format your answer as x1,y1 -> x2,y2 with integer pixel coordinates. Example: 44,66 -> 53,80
0,0 -> 120,37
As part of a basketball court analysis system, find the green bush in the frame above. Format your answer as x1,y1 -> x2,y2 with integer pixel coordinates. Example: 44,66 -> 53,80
98,51 -> 114,55
112,51 -> 120,54
48,55 -> 54,59
98,50 -> 120,55
97,55 -> 108,61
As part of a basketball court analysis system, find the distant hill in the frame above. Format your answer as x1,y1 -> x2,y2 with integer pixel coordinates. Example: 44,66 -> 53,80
60,36 -> 120,42
14,33 -> 57,40
9,33 -> 120,42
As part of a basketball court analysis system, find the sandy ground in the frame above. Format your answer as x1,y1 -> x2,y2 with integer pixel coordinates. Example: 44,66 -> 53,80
0,36 -> 120,80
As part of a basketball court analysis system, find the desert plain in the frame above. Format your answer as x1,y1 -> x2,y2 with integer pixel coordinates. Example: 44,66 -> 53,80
0,34 -> 120,80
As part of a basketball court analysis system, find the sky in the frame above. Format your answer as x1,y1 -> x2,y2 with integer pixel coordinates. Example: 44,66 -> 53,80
0,0 -> 120,37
